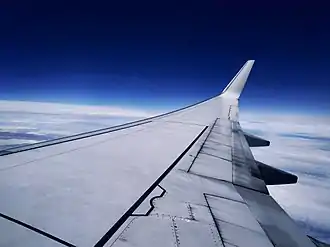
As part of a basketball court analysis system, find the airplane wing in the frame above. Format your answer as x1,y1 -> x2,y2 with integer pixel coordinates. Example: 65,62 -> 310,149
0,61 -> 325,247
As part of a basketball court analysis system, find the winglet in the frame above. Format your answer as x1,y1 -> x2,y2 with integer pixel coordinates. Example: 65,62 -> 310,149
221,60 -> 255,99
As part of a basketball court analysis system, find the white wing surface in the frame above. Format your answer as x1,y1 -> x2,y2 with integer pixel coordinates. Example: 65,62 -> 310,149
0,61 -> 321,247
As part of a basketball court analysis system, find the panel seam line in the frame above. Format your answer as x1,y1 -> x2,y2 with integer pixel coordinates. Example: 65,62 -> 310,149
94,126 -> 208,247
187,119 -> 218,172
0,212 -> 75,247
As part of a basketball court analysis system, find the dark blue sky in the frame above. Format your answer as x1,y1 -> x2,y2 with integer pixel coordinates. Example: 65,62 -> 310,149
0,1 -> 329,114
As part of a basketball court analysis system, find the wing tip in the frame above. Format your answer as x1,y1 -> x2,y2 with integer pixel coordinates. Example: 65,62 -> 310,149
221,60 -> 255,99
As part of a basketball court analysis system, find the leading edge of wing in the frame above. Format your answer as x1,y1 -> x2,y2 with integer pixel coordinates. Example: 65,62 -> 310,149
0,60 -> 255,156
221,59 -> 255,99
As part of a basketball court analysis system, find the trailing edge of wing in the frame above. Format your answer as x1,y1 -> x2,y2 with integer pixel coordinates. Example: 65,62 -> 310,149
221,60 -> 255,99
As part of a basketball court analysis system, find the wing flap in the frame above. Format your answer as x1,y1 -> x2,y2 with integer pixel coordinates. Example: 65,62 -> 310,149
237,186 -> 315,247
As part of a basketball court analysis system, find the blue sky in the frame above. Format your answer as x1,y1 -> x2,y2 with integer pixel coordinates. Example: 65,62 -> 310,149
0,2 -> 330,243
0,1 -> 329,114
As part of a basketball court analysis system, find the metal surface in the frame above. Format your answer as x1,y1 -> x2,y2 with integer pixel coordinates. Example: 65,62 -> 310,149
0,122 -> 205,246
0,217 -> 64,247
0,60 -> 319,247
256,160 -> 298,185
237,186 -> 315,247
243,132 -> 270,147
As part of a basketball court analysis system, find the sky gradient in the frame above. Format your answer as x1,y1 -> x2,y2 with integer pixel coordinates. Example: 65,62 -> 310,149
0,1 -> 329,114
0,2 -> 330,243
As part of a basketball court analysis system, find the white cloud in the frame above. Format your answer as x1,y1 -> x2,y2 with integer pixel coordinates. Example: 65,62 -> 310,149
0,100 -> 162,139
241,112 -> 330,243
0,102 -> 329,242
0,100 -> 159,118
0,139 -> 39,145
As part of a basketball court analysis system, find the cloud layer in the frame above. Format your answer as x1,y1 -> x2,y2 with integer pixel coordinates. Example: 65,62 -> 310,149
240,112 -> 330,243
0,100 -> 159,118
0,101 -> 156,150
0,101 -> 329,243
